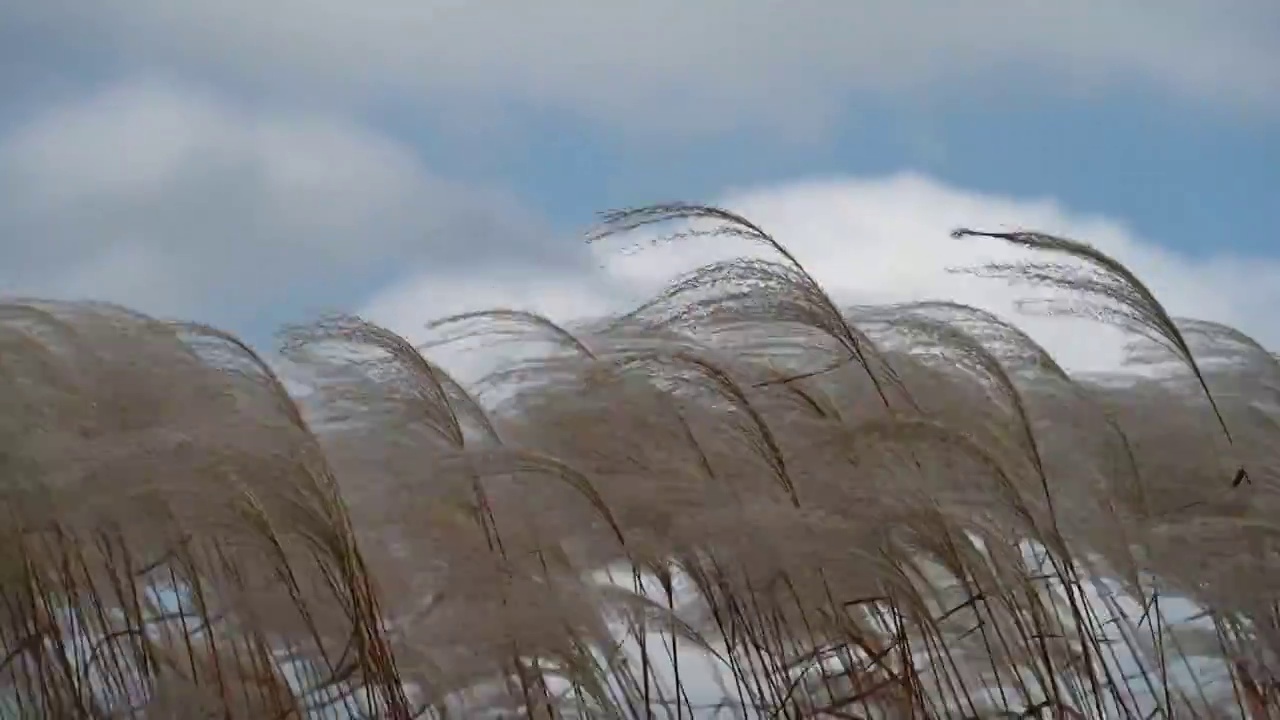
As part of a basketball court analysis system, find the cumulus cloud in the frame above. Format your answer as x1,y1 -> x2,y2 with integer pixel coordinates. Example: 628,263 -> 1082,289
5,76 -> 1274,375
0,78 -> 570,329
363,173 -> 1280,375
5,1 -> 1279,135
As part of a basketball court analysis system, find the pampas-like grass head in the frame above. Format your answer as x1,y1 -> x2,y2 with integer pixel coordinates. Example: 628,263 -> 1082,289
1,210 -> 1277,719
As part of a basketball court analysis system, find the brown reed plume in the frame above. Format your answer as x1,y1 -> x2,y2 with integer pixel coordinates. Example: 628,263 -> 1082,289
1,208 -> 1277,719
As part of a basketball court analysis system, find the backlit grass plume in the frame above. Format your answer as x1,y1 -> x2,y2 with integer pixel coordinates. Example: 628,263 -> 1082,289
1,208 -> 1277,719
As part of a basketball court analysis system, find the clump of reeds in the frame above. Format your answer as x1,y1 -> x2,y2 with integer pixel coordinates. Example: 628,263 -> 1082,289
1,206 -> 1277,719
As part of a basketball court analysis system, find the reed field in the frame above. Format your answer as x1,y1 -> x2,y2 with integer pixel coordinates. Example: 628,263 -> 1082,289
1,204 -> 1277,719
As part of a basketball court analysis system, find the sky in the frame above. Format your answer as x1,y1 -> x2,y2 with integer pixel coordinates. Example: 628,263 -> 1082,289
1,1 -> 1278,373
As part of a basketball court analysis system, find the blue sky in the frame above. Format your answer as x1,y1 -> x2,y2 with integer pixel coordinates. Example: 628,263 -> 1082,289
421,92 -> 1279,258
0,1 -> 1277,367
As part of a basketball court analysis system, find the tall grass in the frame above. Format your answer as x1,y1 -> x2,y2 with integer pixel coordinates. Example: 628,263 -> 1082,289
1,206 -> 1277,718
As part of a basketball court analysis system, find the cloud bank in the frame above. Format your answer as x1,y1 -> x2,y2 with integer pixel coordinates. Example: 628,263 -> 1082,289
0,79 -> 565,328
6,1 -> 1279,134
365,174 -> 1280,374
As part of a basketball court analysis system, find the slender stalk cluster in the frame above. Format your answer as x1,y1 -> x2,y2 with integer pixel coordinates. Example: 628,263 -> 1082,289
1,208 -> 1277,718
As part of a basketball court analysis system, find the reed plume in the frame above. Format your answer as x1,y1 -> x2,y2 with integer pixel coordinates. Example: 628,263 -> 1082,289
1,208 -> 1277,719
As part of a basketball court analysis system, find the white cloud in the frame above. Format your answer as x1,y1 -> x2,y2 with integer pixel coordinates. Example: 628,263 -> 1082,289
363,172 -> 1280,375
0,78 -> 561,327
6,1 -> 1279,135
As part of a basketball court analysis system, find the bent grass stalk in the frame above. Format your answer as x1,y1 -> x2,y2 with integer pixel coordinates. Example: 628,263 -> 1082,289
1,209 -> 1276,718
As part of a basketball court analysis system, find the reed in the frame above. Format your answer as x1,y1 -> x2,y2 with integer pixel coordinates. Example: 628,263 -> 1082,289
1,207 -> 1276,718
